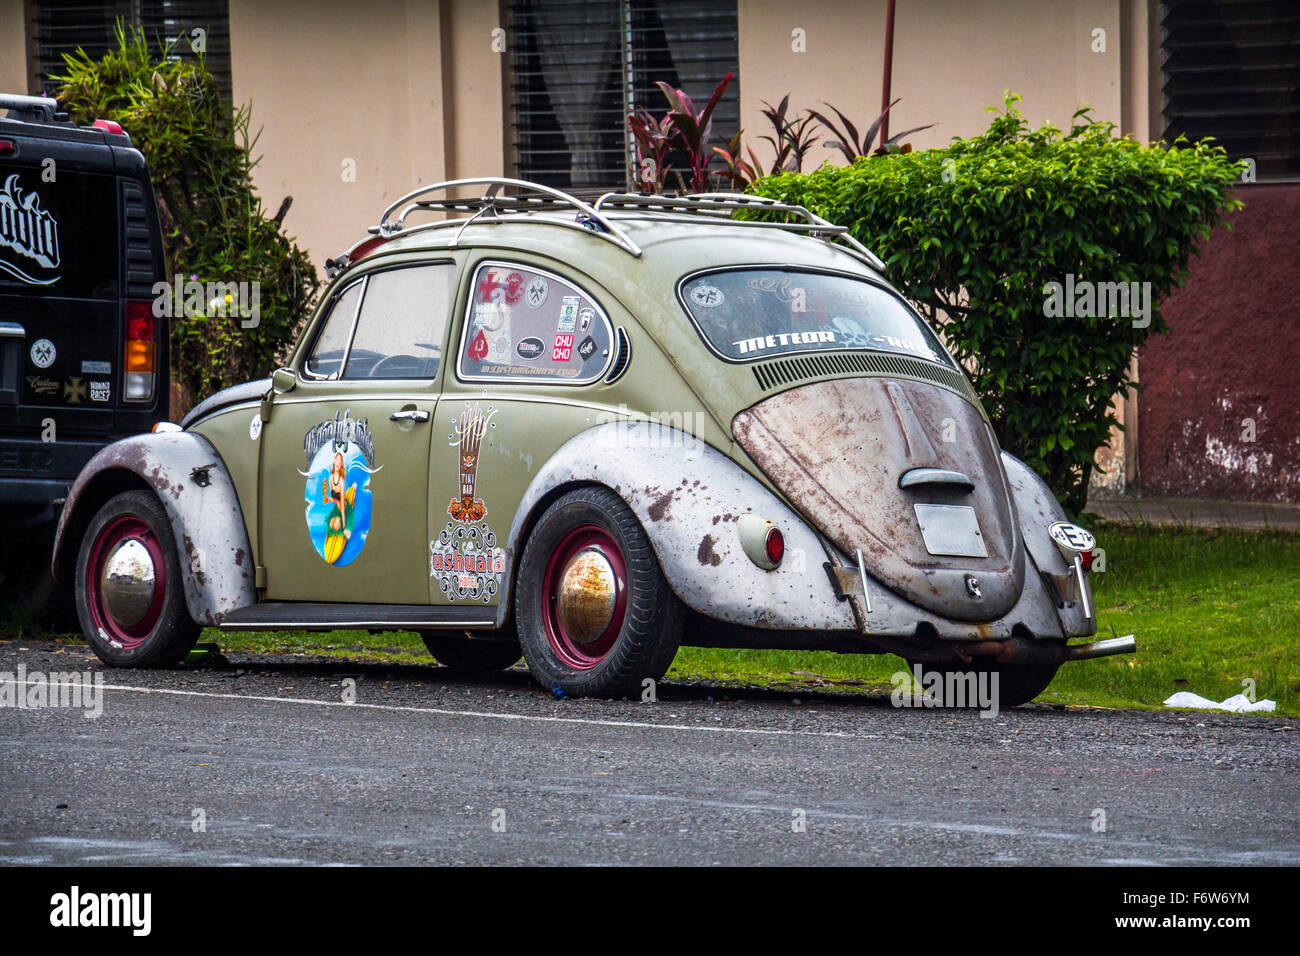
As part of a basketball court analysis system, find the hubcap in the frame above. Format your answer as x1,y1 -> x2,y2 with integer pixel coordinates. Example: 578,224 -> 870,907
100,537 -> 157,627
542,525 -> 628,670
86,515 -> 166,649
555,548 -> 617,644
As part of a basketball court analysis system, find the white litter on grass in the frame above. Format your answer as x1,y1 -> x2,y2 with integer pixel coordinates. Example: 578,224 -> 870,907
1163,691 -> 1276,713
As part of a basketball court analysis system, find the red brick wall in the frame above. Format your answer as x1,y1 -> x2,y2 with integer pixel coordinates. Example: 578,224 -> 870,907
1137,184 -> 1300,502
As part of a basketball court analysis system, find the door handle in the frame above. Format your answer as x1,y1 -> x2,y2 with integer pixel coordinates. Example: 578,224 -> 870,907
389,409 -> 430,423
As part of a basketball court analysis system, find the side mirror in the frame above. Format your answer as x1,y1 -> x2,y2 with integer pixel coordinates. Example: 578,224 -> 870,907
271,367 -> 296,394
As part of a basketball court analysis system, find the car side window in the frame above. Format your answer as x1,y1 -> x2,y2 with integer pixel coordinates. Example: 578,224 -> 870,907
343,263 -> 454,380
457,261 -> 614,384
304,281 -> 363,379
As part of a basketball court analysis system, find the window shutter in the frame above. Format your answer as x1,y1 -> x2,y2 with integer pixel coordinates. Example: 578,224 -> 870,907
1161,0 -> 1300,179
32,0 -> 233,104
509,0 -> 740,193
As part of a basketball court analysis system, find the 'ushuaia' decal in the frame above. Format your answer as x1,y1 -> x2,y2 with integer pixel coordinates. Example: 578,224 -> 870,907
431,403 -> 505,603
0,175 -> 60,285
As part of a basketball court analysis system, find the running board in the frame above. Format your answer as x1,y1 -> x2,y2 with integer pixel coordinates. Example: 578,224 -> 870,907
219,603 -> 497,631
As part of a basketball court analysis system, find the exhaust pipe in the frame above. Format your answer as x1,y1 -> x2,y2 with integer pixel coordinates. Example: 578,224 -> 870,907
1063,635 -> 1136,662
956,634 -> 1137,666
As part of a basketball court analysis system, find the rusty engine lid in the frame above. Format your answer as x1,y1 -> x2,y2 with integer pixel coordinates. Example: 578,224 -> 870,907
732,377 -> 1025,622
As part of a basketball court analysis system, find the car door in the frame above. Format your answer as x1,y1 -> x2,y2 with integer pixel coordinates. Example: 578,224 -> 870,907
257,259 -> 457,604
428,258 -> 618,607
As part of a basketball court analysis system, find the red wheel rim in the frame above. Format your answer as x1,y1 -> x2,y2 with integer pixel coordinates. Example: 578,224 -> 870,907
85,515 -> 166,650
541,525 -> 627,670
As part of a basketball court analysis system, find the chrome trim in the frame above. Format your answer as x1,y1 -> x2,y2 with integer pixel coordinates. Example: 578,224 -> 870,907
855,548 -> 873,614
0,321 -> 26,338
374,177 -> 643,258
1073,553 -> 1093,621
100,538 -> 156,627
899,467 -> 975,492
595,191 -> 887,271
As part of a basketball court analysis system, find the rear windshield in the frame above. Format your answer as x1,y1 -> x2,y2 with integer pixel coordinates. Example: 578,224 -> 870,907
678,268 -> 952,366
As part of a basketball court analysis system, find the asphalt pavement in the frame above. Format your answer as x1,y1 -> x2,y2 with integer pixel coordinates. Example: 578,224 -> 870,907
1,638 -> 1295,865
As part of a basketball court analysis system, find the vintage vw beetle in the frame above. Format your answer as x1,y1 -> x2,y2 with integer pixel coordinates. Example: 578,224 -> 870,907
52,179 -> 1134,706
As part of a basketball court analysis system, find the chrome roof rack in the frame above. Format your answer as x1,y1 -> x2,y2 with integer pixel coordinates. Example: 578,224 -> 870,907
326,177 -> 643,279
593,191 -> 886,271
325,178 -> 884,280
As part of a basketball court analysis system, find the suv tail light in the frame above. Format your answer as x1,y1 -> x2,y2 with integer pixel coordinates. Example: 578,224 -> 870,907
124,299 -> 155,401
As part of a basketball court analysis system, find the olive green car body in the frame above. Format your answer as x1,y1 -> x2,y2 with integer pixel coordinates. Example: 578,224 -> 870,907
53,193 -> 1117,684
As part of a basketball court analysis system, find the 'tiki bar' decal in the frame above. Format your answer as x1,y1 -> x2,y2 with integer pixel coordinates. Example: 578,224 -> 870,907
432,403 -> 505,603
300,410 -> 380,566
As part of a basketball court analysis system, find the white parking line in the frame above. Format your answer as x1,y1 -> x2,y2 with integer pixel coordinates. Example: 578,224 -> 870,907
0,679 -> 885,742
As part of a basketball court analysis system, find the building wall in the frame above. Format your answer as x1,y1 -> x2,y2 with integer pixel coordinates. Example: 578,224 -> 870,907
227,0 -> 504,270
737,0 -> 1125,165
0,1 -> 30,94
1135,184 -> 1300,503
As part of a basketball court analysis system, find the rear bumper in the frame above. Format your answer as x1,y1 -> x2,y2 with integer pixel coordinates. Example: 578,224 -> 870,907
823,544 -> 1096,647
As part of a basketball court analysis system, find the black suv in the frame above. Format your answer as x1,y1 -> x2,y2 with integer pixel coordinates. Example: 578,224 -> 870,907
0,93 -> 167,618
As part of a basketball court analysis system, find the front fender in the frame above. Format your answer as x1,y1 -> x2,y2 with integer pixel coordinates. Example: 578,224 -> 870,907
53,432 -> 257,625
501,422 -> 856,631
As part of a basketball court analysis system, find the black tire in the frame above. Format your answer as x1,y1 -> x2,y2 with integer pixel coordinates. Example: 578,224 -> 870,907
909,659 -> 1060,709
515,486 -> 682,698
74,490 -> 200,668
422,631 -> 522,673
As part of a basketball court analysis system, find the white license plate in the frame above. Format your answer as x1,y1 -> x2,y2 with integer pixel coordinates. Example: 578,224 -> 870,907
913,504 -> 988,557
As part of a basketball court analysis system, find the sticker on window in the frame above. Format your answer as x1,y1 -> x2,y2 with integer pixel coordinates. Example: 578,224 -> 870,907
459,263 -> 613,384
679,269 -> 953,366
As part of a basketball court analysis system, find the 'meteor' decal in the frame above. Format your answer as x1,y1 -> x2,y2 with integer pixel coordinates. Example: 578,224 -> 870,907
0,174 -> 60,285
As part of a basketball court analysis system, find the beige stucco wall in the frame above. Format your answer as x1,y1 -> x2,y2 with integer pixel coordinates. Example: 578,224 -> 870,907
0,1 -> 30,94
738,0 -> 1129,167
228,0 -> 504,271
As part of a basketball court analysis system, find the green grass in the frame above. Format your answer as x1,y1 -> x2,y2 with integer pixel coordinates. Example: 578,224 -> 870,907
669,523 -> 1300,714
150,523 -> 1300,716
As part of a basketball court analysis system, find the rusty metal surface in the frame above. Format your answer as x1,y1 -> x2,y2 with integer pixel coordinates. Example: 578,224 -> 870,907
1000,451 -> 1096,638
502,421 -> 857,632
52,433 -> 256,625
733,378 -> 1024,622
823,537 -> 1066,643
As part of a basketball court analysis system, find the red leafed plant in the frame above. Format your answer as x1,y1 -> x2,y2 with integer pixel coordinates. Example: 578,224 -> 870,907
757,95 -> 821,174
810,98 -> 934,161
656,72 -> 734,193
713,129 -> 762,188
628,105 -> 674,195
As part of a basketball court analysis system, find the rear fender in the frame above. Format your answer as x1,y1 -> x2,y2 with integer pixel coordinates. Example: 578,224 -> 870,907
1000,451 -> 1096,638
501,422 -> 855,631
52,432 -> 256,624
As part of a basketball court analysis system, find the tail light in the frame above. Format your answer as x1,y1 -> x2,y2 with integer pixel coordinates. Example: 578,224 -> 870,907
124,299 -> 155,401
1080,549 -> 1095,572
764,527 -> 785,567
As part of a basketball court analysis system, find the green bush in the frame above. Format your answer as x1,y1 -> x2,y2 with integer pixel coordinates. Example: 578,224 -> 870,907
749,94 -> 1242,514
55,24 -> 318,406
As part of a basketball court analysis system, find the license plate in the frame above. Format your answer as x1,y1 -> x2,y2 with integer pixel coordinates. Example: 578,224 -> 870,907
913,504 -> 988,557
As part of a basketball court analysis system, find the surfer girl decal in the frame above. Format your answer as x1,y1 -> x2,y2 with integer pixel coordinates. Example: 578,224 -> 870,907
301,411 -> 379,566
